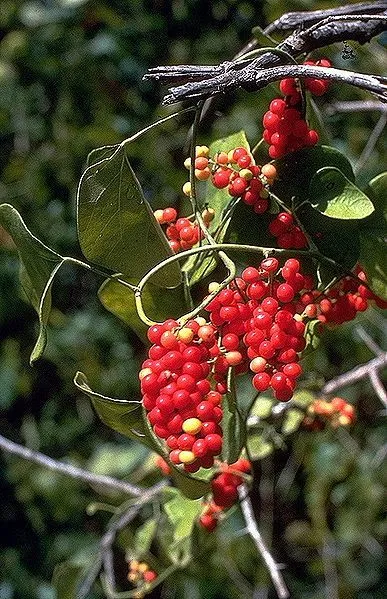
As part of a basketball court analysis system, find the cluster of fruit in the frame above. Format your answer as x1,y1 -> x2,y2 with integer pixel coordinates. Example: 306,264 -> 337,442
302,396 -> 356,430
127,559 -> 157,587
263,58 -> 332,158
199,458 -> 251,531
183,145 -> 277,214
205,257 -> 309,402
154,206 -> 204,253
268,211 -> 308,249
300,267 -> 387,323
140,318 -> 227,472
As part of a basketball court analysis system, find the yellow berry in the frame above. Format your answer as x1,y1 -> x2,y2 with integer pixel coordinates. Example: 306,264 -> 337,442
184,157 -> 191,170
138,562 -> 149,573
182,418 -> 202,435
179,450 -> 196,464
153,209 -> 165,223
239,168 -> 253,181
208,281 -> 220,293
139,367 -> 153,380
177,327 -> 195,344
196,145 -> 210,157
202,207 -> 215,224
227,149 -> 236,163
338,415 -> 351,426
131,560 -> 140,571
182,181 -> 192,196
195,316 -> 207,327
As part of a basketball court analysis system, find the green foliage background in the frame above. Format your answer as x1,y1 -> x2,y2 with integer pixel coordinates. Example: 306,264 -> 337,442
0,1 -> 386,598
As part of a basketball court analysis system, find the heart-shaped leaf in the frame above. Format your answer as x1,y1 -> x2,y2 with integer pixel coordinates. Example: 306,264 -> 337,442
309,167 -> 375,219
0,204 -> 65,363
77,143 -> 181,288
163,487 -> 203,562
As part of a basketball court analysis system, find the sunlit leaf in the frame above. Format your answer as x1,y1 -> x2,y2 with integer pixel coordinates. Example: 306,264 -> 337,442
77,143 -> 181,287
134,519 -> 158,557
309,167 -> 374,219
163,487 -> 203,562
247,434 -> 273,460
361,171 -> 387,233
282,408 -> 304,435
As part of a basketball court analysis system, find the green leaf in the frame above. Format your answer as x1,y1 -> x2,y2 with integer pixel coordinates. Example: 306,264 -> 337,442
250,396 -> 275,419
86,144 -> 119,167
163,487 -> 203,562
292,389 -> 316,409
74,372 -> 209,499
52,562 -> 85,599
273,145 -> 355,205
74,370 -> 148,442
247,433 -> 273,460
359,232 -> 387,300
77,143 -> 181,288
304,319 -> 321,352
98,278 -> 190,342
134,519 -> 158,557
297,203 -> 360,269
361,171 -> 387,233
282,408 -> 304,435
309,167 -> 374,219
221,373 -> 246,463
251,26 -> 276,47
0,204 -> 64,363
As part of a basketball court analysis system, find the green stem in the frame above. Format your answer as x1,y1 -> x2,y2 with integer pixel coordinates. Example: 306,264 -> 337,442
121,107 -> 195,149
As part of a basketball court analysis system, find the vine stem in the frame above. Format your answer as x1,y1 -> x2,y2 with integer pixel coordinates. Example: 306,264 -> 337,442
134,241 -> 362,326
238,484 -> 290,599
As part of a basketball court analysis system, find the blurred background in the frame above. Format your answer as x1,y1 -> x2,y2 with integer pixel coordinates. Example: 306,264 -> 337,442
0,1 -> 386,598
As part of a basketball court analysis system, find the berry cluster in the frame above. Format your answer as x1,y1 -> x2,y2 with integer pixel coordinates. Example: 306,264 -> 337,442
140,318 -> 226,472
154,207 -> 203,253
183,145 -> 277,214
127,560 -> 157,586
205,257 -> 312,402
301,268 -> 387,324
263,58 -> 332,158
302,396 -> 356,430
199,458 -> 251,531
268,211 -> 308,249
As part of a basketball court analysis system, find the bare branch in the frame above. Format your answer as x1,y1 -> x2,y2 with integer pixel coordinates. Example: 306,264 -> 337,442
326,100 -> 387,115
0,433 -> 145,497
265,1 -> 387,34
238,484 -> 290,599
321,353 -> 387,407
145,13 -> 387,105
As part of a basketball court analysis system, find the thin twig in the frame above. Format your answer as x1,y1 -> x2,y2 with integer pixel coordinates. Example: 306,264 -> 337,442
321,541 -> 339,599
355,325 -> 384,356
355,112 -> 387,174
0,433 -> 145,497
369,369 -> 387,407
238,484 -> 290,599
